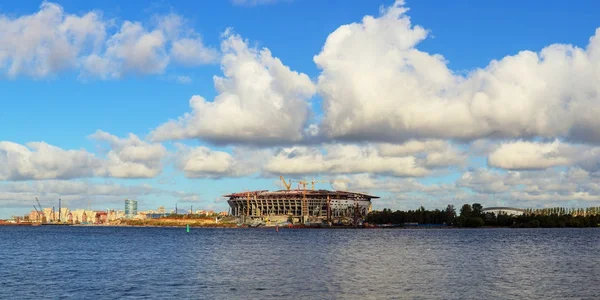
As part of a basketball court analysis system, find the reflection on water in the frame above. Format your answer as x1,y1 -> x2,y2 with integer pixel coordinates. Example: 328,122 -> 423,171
1,227 -> 598,299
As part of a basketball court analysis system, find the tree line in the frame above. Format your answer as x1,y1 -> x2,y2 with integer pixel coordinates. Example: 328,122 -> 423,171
365,204 -> 600,228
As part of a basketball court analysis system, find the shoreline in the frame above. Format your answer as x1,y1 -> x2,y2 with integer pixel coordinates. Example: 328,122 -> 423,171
1,223 -> 598,229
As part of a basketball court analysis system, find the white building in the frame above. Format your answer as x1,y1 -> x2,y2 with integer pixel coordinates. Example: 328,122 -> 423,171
482,207 -> 525,216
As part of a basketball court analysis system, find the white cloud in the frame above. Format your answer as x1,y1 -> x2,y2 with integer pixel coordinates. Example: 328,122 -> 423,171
174,144 -> 235,178
315,0 -> 600,143
0,179 -> 201,211
0,3 -> 217,79
488,140 -> 600,171
456,167 -> 600,204
329,168 -> 600,209
89,130 -> 167,178
331,173 -> 455,195
0,131 -> 167,181
174,144 -> 268,178
171,38 -> 219,66
376,140 -> 467,168
424,146 -> 467,168
457,169 -> 518,194
265,144 -> 434,177
488,140 -> 574,170
83,15 -> 219,78
0,2 -> 106,78
0,141 -> 102,180
176,75 -> 192,84
0,180 -> 155,199
150,30 -> 316,144
377,140 -> 448,157
82,21 -> 169,78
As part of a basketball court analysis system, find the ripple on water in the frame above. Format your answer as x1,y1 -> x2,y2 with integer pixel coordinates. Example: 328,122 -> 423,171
0,227 -> 599,299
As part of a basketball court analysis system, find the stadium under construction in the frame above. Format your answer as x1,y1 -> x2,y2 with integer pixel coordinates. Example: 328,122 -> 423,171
226,177 -> 379,225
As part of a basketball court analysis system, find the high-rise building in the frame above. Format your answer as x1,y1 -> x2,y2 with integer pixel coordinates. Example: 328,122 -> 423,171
124,199 -> 138,218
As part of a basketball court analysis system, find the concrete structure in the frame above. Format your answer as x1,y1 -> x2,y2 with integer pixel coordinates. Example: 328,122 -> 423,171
483,207 -> 525,216
70,209 -> 97,224
226,189 -> 378,225
124,199 -> 138,218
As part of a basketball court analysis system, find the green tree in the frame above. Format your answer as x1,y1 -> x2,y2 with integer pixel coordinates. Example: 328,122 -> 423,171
472,203 -> 483,217
460,204 -> 472,218
445,205 -> 456,225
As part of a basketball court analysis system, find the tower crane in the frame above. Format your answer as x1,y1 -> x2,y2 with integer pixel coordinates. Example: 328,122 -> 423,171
280,177 -> 356,224
32,205 -> 41,223
288,178 -> 350,224
279,176 -> 292,191
35,197 -> 45,223
287,180 -> 309,223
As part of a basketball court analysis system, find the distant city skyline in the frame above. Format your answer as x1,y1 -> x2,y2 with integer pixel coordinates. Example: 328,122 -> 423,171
2,0 -> 600,218
9,200 -> 226,224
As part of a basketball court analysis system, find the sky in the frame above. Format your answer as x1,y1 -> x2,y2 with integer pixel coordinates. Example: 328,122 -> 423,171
1,0 -> 600,218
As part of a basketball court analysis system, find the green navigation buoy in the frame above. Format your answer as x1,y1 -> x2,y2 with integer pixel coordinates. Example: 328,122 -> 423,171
186,224 -> 190,232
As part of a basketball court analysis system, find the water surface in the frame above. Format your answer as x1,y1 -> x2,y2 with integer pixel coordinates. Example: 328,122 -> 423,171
1,227 -> 598,299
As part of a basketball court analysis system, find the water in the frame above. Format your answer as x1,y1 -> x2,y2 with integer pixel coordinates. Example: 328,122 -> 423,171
0,227 -> 599,299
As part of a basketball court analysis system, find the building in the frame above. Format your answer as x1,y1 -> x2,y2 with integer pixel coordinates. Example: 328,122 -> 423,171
482,207 -> 525,216
95,211 -> 108,224
124,199 -> 138,218
226,189 -> 378,225
145,213 -> 170,219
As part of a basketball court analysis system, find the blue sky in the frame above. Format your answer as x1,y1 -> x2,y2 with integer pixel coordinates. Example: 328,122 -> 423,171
1,0 -> 600,218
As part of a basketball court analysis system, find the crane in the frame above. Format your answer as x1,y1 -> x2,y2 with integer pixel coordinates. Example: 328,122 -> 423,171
295,180 -> 309,223
279,176 -> 292,191
35,197 -> 45,223
32,205 -> 41,223
283,178 -> 354,224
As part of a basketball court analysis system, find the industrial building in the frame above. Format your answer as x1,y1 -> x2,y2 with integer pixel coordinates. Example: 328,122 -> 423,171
226,179 -> 379,225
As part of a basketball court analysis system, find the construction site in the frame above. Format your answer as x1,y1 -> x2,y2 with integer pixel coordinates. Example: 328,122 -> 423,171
226,177 -> 379,226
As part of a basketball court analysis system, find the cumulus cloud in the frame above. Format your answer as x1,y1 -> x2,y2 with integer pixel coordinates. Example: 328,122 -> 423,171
488,140 -> 600,171
82,14 -> 218,78
456,167 -> 600,203
331,173 -> 456,195
0,3 -> 217,78
488,140 -> 574,170
377,140 -> 449,157
376,140 -> 467,168
0,180 -> 155,199
509,168 -> 600,202
174,144 -> 268,178
0,141 -> 102,180
89,130 -> 167,178
315,0 -> 600,143
82,20 -> 169,78
457,169 -> 518,194
263,143 -> 464,177
329,168 -> 600,209
0,180 -> 200,211
150,30 -> 316,144
0,2 -> 106,78
171,38 -> 219,66
0,131 -> 167,181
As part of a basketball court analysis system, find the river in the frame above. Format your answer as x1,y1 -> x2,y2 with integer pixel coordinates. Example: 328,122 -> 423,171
0,226 -> 598,299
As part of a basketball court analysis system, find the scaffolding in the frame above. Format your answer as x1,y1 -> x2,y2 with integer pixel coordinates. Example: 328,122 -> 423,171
226,190 -> 376,224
